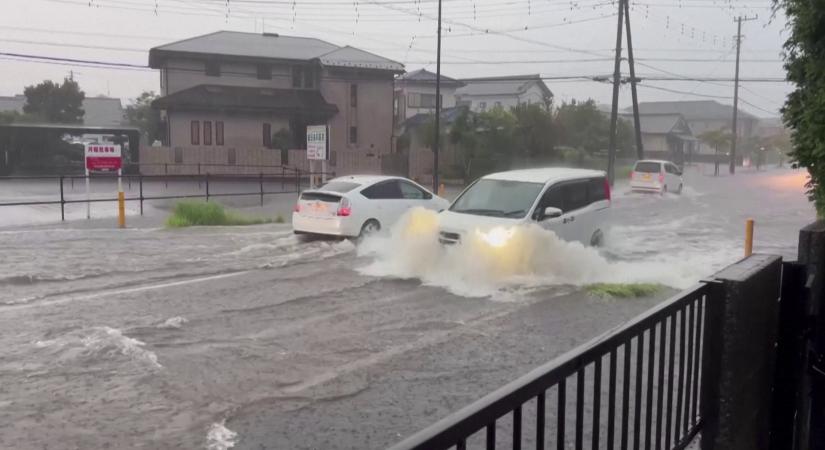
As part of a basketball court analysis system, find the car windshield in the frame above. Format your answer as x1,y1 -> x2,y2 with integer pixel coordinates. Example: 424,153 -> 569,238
634,162 -> 662,173
450,179 -> 544,218
320,181 -> 360,193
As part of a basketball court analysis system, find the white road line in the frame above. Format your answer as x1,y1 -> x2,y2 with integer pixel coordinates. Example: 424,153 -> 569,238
3,271 -> 250,311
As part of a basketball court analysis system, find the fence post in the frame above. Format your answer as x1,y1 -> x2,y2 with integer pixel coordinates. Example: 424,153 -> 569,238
205,173 -> 210,202
59,175 -> 65,221
164,163 -> 168,188
295,168 -> 300,192
139,175 -> 144,216
259,172 -> 264,207
281,166 -> 285,191
702,255 -> 783,450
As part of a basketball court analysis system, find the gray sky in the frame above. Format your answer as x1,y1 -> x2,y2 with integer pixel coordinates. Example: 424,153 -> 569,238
0,0 -> 790,117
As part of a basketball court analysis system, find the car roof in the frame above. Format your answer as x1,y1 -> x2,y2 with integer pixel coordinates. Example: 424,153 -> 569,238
327,174 -> 402,186
482,167 -> 606,184
634,159 -> 672,165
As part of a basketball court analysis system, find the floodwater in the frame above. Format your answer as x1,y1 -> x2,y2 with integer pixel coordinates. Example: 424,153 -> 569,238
0,166 -> 813,449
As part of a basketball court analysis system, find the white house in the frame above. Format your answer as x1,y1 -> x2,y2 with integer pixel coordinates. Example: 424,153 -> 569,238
455,74 -> 552,112
394,69 -> 464,123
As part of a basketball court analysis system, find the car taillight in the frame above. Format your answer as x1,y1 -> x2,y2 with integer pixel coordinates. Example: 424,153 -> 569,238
337,197 -> 352,217
659,172 -> 665,184
630,171 -> 635,180
293,202 -> 301,213
604,177 -> 611,202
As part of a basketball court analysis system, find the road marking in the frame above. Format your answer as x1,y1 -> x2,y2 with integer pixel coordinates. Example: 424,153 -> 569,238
3,271 -> 250,311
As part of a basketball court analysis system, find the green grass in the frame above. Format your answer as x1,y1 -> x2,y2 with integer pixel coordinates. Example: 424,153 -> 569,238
165,201 -> 272,227
585,283 -> 663,299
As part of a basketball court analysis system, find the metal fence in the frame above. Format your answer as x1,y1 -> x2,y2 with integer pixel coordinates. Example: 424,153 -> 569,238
0,168 -> 335,221
391,283 -> 712,450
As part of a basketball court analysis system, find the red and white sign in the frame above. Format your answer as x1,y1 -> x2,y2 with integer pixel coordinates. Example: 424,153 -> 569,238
85,144 -> 122,171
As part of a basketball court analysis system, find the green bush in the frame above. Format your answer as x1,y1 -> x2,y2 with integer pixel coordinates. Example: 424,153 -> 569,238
585,283 -> 662,299
166,201 -> 272,227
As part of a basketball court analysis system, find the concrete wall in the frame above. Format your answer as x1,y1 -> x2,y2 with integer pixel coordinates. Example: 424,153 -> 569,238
163,58 -> 293,95
168,111 -> 289,149
139,146 -> 312,174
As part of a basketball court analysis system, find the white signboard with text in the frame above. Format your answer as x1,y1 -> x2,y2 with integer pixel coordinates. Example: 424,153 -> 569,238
306,125 -> 328,161
84,144 -> 122,171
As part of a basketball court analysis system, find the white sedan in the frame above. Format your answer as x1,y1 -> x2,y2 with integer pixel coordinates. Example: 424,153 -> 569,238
292,175 -> 450,238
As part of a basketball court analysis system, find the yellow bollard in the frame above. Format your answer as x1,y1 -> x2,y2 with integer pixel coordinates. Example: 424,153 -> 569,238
117,191 -> 126,229
438,183 -> 445,197
744,218 -> 754,257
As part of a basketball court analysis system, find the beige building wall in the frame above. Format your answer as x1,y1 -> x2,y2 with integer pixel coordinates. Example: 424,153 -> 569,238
320,69 -> 394,176
163,58 -> 293,95
168,111 -> 289,149
642,134 -> 669,153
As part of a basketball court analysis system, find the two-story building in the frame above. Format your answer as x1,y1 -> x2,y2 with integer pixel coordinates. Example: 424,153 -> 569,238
455,74 -> 553,112
393,69 -> 464,123
146,31 -> 403,174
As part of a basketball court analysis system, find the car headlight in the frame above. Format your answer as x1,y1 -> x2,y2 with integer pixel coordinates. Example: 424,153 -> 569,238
476,227 -> 516,248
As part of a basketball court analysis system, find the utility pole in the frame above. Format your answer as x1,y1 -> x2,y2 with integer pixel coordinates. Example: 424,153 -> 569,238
624,0 -> 644,160
432,0 -> 443,192
730,15 -> 757,175
606,0 -> 625,185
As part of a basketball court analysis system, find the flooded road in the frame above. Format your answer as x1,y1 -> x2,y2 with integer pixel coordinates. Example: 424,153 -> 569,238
0,166 -> 813,449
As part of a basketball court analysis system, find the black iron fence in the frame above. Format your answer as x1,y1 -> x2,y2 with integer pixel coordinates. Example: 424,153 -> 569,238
391,283 -> 711,450
0,168 -> 335,221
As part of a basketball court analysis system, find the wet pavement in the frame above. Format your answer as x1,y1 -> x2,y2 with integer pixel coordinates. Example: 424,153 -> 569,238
0,165 -> 814,449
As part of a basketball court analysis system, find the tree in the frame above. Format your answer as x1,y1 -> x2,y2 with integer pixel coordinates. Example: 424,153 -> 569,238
776,0 -> 825,215
511,103 -> 557,160
449,109 -> 482,184
699,128 -> 733,176
23,78 -> 85,123
125,91 -> 164,143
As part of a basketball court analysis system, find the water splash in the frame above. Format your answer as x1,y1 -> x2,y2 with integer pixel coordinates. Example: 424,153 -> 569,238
358,208 -> 738,298
206,421 -> 238,450
35,326 -> 162,369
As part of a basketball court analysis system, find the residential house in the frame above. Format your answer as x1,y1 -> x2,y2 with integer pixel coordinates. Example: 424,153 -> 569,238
622,113 -> 696,164
393,69 -> 464,123
625,101 -> 757,155
455,74 -> 552,112
147,31 -> 403,174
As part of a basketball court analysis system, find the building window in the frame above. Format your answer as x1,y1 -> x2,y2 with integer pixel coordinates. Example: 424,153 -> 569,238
494,101 -> 502,109
256,64 -> 272,80
205,61 -> 220,77
216,121 -> 224,146
191,121 -> 200,145
479,102 -> 487,112
349,126 -> 358,144
263,123 -> 272,148
304,68 -> 315,88
407,93 -> 419,107
174,147 -> 183,164
203,121 -> 212,146
160,69 -> 165,89
350,84 -> 358,107
227,148 -> 236,165
292,67 -> 303,88
421,94 -> 437,108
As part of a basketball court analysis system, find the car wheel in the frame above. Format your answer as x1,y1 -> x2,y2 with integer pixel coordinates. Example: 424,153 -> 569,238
359,219 -> 381,238
590,229 -> 604,247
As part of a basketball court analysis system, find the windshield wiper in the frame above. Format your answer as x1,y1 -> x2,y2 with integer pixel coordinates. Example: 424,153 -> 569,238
452,208 -> 505,217
502,209 -> 525,217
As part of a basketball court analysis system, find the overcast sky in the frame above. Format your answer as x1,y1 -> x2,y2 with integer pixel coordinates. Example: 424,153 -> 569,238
0,0 -> 790,117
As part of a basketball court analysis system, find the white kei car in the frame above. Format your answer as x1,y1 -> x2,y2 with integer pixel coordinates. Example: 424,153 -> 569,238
630,159 -> 684,194
292,175 -> 449,238
438,168 -> 611,247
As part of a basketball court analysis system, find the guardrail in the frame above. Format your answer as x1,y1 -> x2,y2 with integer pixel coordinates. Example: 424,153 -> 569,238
391,283 -> 712,450
0,170 -> 335,221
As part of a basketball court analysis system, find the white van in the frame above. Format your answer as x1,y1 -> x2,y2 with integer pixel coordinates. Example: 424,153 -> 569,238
630,160 -> 683,194
438,168 -> 610,246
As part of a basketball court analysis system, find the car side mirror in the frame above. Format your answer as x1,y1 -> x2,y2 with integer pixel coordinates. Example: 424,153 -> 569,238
542,207 -> 563,220
424,192 -> 433,200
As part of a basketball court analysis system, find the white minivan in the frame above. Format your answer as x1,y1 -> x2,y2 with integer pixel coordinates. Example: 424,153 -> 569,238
630,160 -> 683,194
438,168 -> 610,246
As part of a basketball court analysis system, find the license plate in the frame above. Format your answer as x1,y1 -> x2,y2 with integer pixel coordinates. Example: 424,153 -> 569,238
642,174 -> 652,180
